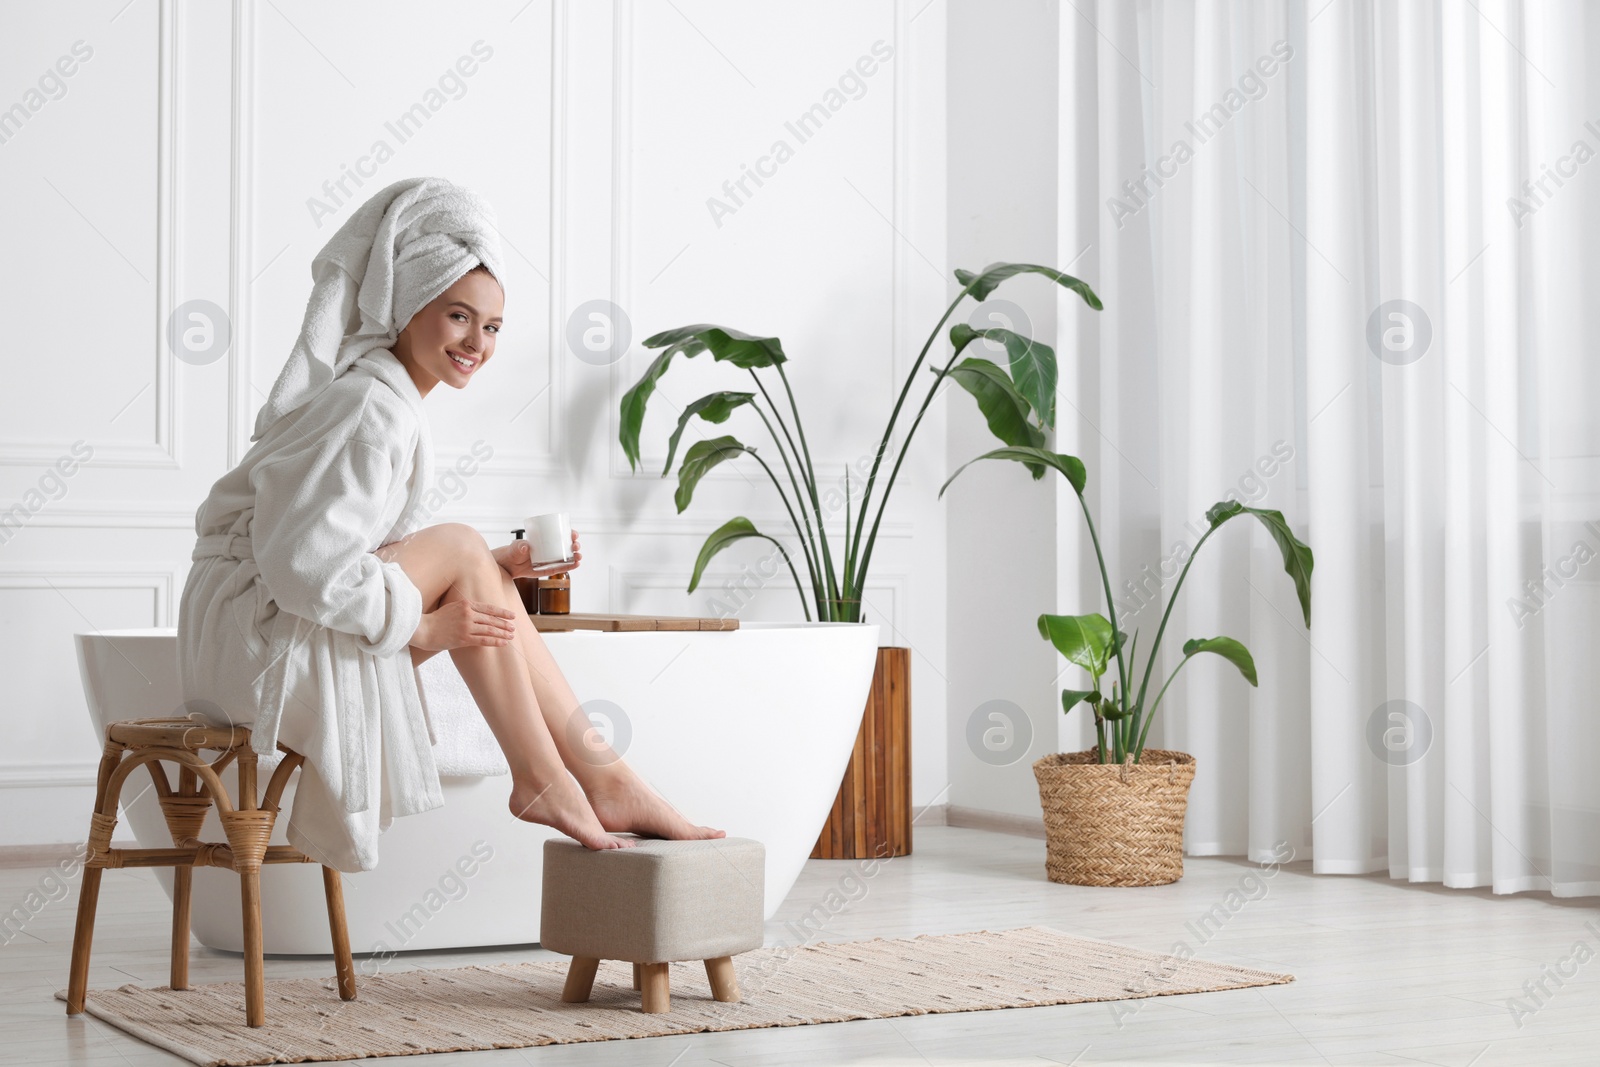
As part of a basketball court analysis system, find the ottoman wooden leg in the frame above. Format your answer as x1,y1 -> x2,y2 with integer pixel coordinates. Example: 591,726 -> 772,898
640,962 -> 670,1013
561,956 -> 600,1003
704,956 -> 739,1003
632,962 -> 641,990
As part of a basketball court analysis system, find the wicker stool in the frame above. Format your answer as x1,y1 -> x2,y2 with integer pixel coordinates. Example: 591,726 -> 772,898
64,717 -> 357,1028
540,836 -> 764,1014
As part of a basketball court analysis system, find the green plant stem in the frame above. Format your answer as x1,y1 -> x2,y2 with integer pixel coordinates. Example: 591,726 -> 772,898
746,371 -> 827,618
848,284 -> 977,594
1094,717 -> 1107,763
773,364 -> 842,617
842,466 -> 853,602
751,400 -> 823,604
743,446 -> 827,620
748,370 -> 813,501
1072,492 -> 1132,747
852,304 -> 991,602
1108,683 -> 1124,764
1136,659 -> 1189,759
1130,524 -> 1219,754
749,533 -> 812,622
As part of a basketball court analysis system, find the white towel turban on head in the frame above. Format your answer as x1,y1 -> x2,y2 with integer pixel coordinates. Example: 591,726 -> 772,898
252,176 -> 505,440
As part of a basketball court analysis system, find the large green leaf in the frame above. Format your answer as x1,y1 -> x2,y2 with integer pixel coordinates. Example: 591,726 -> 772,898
619,347 -> 682,471
1205,502 -> 1315,627
949,324 -> 1057,428
1182,636 -> 1259,686
940,446 -> 1086,498
1061,688 -> 1098,715
939,356 -> 1045,472
663,391 -> 756,475
642,324 -> 787,369
1037,612 -> 1116,678
953,262 -> 1104,310
687,516 -> 762,593
620,325 -> 782,472
948,321 -> 981,359
675,435 -> 750,513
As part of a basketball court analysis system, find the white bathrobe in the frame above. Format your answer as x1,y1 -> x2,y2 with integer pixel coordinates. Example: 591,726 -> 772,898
178,349 -> 441,872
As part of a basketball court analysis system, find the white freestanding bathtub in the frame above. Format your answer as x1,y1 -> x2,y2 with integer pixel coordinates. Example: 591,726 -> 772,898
74,622 -> 879,956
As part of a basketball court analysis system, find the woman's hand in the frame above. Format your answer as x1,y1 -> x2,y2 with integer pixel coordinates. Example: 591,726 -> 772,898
412,599 -> 516,651
494,528 -> 582,580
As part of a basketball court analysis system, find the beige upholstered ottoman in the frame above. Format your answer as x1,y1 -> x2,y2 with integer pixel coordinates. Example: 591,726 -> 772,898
540,836 -> 765,1013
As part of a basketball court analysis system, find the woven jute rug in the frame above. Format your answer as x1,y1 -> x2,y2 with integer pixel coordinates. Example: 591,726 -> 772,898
57,926 -> 1292,1065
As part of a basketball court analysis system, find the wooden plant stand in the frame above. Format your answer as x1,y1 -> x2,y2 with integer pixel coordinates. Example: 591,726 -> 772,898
811,647 -> 912,859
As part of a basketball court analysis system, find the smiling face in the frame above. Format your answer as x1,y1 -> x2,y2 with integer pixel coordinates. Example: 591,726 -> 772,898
392,266 -> 505,398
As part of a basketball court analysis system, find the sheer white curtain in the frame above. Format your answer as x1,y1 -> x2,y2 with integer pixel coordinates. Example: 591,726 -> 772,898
1056,0 -> 1600,896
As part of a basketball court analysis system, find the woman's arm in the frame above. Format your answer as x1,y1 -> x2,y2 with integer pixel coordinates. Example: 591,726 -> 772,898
250,435 -> 421,657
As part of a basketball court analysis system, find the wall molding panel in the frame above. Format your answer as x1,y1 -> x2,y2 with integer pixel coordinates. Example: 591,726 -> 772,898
0,0 -> 179,470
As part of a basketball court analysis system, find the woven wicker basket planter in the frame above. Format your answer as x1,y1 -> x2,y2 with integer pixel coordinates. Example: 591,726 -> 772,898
1033,748 -> 1197,887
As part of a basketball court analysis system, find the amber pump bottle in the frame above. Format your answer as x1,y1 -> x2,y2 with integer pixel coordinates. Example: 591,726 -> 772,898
510,528 -> 539,615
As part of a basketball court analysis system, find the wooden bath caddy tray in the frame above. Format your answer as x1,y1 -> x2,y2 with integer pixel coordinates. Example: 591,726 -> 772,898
528,612 -> 739,633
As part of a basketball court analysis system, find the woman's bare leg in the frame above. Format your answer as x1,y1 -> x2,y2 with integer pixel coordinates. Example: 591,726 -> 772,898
484,567 -> 723,840
380,524 -> 722,842
377,524 -> 632,850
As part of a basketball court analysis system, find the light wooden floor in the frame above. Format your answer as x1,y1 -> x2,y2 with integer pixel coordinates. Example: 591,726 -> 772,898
3,825 -> 1598,1066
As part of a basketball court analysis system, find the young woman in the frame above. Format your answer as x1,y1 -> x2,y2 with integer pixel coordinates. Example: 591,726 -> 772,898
178,178 -> 721,872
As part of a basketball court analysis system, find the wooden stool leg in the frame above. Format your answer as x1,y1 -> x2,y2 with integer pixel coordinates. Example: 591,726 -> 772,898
65,866 -> 105,1014
640,962 -> 670,1013
561,956 -> 600,1003
240,867 -> 265,1027
221,766 -> 274,1028
67,748 -> 122,1016
632,962 -> 641,990
321,867 -> 357,1001
704,956 -> 739,1003
163,766 -> 209,993
170,865 -> 192,990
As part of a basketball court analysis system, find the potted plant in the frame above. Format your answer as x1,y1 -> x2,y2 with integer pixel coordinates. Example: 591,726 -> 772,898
619,262 -> 1103,856
941,449 -> 1313,886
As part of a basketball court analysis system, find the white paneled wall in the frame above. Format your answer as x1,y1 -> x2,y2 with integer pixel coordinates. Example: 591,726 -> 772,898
0,0 -> 948,845
943,0 -> 1068,819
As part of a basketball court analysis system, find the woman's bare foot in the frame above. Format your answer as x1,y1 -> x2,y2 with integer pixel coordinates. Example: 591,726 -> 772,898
508,775 -> 636,850
586,775 -> 726,840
